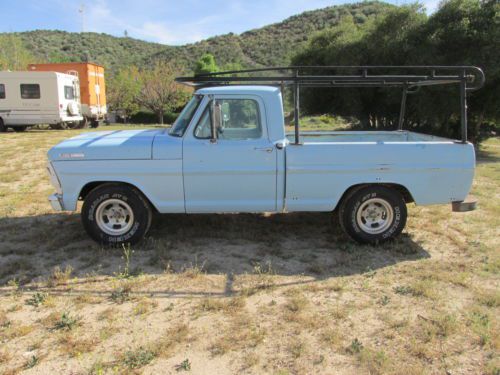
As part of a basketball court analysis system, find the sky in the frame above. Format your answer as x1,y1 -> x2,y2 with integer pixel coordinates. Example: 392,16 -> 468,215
0,0 -> 440,45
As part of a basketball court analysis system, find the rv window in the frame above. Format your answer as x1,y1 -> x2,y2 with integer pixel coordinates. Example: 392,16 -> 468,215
0,84 -> 5,99
64,86 -> 75,100
20,84 -> 40,99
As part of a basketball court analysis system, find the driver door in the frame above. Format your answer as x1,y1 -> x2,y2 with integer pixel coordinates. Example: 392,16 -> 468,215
183,95 -> 277,213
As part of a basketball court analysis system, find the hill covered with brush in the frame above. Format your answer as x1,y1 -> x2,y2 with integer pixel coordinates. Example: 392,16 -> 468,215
9,1 -> 392,72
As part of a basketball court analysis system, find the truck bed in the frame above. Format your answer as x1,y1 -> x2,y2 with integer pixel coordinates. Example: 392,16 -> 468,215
286,130 -> 451,143
284,130 -> 475,212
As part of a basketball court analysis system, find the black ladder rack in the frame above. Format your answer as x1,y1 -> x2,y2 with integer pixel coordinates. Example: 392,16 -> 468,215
176,66 -> 485,144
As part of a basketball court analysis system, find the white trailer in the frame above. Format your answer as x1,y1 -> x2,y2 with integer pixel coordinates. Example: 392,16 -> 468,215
0,71 -> 83,132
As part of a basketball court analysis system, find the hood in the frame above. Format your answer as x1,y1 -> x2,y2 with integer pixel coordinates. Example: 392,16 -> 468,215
47,129 -> 165,161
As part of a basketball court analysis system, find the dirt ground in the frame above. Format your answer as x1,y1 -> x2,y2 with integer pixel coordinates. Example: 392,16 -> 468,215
0,126 -> 498,375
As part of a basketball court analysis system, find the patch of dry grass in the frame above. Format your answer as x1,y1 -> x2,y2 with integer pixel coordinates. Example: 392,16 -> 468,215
0,130 -> 498,374
58,333 -> 101,357
46,265 -> 73,287
133,297 -> 159,315
357,347 -> 390,375
151,323 -> 190,358
73,293 -> 103,305
475,289 -> 500,308
1,323 -> 35,340
0,350 -> 12,364
97,307 -> 119,322
209,314 -> 266,356
197,296 -> 245,315
320,327 -> 344,348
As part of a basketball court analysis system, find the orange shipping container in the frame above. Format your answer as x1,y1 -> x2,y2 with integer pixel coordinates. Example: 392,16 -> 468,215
28,62 -> 106,127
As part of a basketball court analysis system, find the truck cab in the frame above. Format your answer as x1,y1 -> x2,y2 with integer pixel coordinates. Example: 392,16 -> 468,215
171,86 -> 286,213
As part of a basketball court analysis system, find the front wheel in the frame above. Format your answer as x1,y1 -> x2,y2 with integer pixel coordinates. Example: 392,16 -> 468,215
0,118 -> 6,132
82,184 -> 153,245
338,185 -> 407,244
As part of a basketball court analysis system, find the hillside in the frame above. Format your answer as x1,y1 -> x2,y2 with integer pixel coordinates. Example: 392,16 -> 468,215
150,1 -> 393,68
11,1 -> 393,72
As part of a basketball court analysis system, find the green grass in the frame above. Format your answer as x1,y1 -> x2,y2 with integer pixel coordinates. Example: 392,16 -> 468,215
286,114 -> 352,132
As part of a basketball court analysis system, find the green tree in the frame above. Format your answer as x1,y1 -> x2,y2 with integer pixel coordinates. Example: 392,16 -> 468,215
136,61 -> 191,124
221,62 -> 244,72
48,52 -> 75,63
107,66 -> 141,121
0,34 -> 35,70
292,0 -> 499,142
194,53 -> 218,75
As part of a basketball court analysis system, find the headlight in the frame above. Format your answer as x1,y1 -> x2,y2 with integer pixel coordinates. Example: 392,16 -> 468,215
46,162 -> 62,195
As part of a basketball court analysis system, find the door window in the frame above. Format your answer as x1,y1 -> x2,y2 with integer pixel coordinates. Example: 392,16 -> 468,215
0,84 -> 5,99
64,86 -> 75,99
194,99 -> 262,140
20,84 -> 40,99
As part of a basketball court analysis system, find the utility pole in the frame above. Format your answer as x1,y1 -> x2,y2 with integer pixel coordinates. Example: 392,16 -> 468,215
79,3 -> 86,33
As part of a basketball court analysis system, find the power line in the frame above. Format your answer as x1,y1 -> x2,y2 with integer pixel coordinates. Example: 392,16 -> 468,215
79,3 -> 86,33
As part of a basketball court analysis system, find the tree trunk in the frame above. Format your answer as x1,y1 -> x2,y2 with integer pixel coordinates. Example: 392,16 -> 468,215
158,110 -> 164,124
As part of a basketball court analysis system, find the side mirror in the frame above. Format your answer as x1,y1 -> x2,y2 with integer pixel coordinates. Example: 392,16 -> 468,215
211,100 -> 222,143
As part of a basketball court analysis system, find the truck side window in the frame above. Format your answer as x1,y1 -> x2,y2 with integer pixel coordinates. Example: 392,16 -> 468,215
194,99 -> 262,140
0,84 -> 5,99
20,84 -> 40,99
64,86 -> 75,100
194,105 -> 212,139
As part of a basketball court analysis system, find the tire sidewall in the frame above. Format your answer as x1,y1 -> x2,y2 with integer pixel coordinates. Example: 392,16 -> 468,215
82,185 -> 151,245
342,187 -> 407,244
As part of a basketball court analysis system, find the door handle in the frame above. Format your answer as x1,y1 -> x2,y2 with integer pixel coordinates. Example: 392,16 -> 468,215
254,147 -> 274,153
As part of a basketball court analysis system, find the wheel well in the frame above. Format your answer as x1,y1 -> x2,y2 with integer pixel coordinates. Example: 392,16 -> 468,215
79,181 -> 157,212
337,183 -> 414,209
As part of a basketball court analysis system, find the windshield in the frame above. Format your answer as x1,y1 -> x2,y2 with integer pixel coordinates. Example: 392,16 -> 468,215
169,95 -> 203,137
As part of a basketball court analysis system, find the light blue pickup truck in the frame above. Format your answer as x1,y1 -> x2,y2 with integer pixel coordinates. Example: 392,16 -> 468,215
46,66 -> 483,245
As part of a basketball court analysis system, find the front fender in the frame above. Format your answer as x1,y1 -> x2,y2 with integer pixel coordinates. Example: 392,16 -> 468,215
52,159 -> 185,213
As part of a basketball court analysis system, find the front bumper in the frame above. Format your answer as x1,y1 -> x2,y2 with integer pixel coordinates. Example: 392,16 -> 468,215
48,193 -> 65,211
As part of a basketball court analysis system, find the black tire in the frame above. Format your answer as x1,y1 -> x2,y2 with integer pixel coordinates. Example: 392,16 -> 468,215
338,185 -> 407,244
66,122 -> 80,129
90,120 -> 100,128
49,123 -> 68,130
0,118 -> 6,132
82,184 -> 153,246
12,126 -> 28,132
76,118 -> 89,129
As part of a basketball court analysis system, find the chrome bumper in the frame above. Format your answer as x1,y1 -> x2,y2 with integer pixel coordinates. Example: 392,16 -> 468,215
452,195 -> 477,212
48,193 -> 65,211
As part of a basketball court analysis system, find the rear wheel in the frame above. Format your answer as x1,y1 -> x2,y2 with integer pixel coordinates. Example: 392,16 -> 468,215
338,185 -> 407,244
79,117 -> 89,129
90,119 -> 100,128
82,184 -> 153,245
0,118 -> 6,132
12,126 -> 28,132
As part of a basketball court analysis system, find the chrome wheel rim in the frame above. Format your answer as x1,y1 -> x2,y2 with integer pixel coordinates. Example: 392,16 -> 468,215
356,198 -> 394,234
95,199 -> 134,236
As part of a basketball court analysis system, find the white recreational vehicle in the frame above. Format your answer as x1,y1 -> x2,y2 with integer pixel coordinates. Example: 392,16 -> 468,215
0,71 -> 83,132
